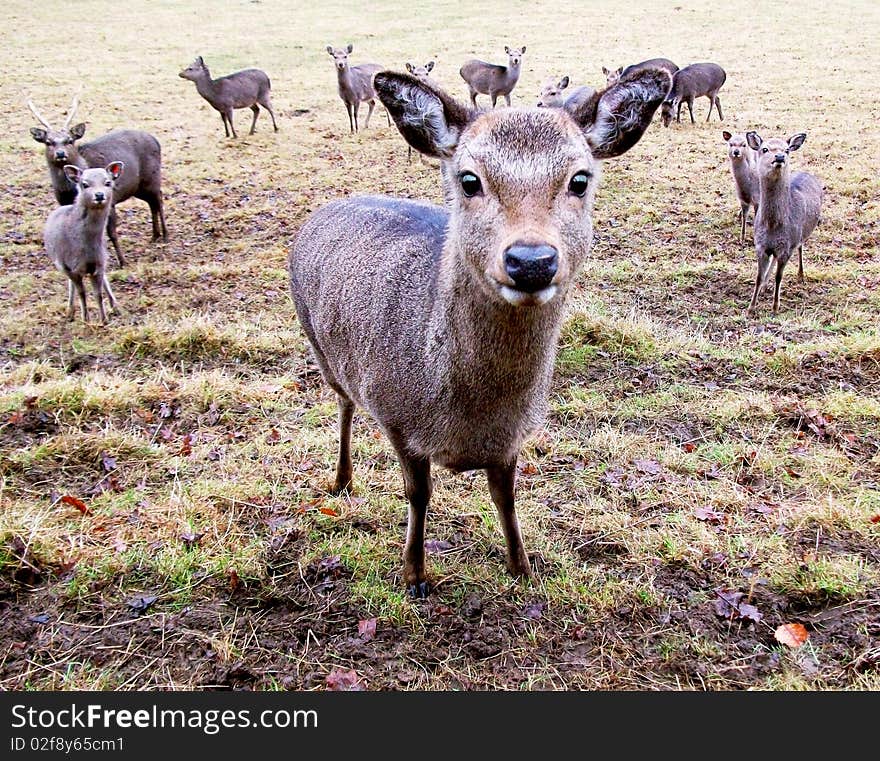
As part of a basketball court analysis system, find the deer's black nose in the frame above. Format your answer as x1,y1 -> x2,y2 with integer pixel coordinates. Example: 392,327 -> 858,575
55,151 -> 67,160
504,243 -> 558,293
94,191 -> 105,202
774,153 -> 786,163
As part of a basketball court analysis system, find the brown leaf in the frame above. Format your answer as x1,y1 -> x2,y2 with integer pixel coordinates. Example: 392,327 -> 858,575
228,568 -> 241,592
774,623 -> 809,648
737,603 -> 762,625
634,458 -> 661,475
266,428 -> 281,444
520,462 -> 538,475
870,514 -> 880,524
326,668 -> 363,691
60,495 -> 91,516
8,411 -> 25,425
694,506 -> 724,523
357,618 -> 377,641
682,442 -> 696,453
180,531 -> 204,549
179,433 -> 194,456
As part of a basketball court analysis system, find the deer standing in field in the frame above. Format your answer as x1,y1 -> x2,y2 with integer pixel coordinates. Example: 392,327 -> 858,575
289,66 -> 671,596
745,131 -> 823,316
661,62 -> 726,126
178,56 -> 278,138
44,163 -> 124,324
459,46 -> 526,107
536,76 -> 595,110
28,94 -> 167,267
405,61 -> 441,163
327,44 -> 388,133
723,130 -> 759,244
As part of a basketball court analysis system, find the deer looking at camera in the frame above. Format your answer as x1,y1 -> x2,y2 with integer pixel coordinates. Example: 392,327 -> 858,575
289,67 -> 671,596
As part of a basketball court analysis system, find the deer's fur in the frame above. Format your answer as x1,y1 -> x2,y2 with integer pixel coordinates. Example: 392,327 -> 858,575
327,44 -> 386,133
603,57 -> 678,90
661,62 -> 726,126
723,130 -> 759,243
745,131 -> 823,316
43,163 -> 124,324
288,67 -> 671,595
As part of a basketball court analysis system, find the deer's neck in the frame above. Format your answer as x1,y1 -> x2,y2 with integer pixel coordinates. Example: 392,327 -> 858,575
78,202 -> 112,247
336,65 -> 354,91
730,155 -> 755,186
757,170 -> 791,228
193,70 -> 217,99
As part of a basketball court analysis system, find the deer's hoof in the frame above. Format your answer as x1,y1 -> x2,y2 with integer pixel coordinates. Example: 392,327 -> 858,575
407,581 -> 431,599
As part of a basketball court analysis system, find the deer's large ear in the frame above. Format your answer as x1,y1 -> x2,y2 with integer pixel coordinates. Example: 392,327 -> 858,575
788,133 -> 806,152
722,130 -> 732,142
567,67 -> 671,159
374,71 -> 473,160
63,165 -> 82,184
106,161 -> 124,180
326,46 -> 334,55
30,127 -> 48,144
197,56 -> 204,65
345,43 -> 353,53
746,131 -> 762,151
70,123 -> 86,140
405,62 -> 414,73
559,76 -> 570,89
426,61 -> 434,72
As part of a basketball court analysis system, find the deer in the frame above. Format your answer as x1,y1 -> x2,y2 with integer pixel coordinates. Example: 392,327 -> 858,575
745,132 -> 823,316
536,76 -> 595,110
44,162 -> 124,325
288,66 -> 671,597
28,94 -> 167,267
459,46 -> 526,107
178,56 -> 278,138
661,62 -> 726,126
326,44 -> 388,133
722,130 -> 759,244
404,61 -> 441,163
603,57 -> 678,90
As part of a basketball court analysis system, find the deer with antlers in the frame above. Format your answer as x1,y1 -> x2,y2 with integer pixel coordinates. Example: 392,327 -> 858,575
28,93 -> 167,267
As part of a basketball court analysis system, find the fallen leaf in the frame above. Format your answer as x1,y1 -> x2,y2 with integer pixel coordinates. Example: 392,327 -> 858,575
523,602 -> 545,620
425,539 -> 454,554
326,668 -> 363,691
179,433 -> 194,456
634,458 -> 661,475
100,451 -> 118,472
694,506 -> 724,523
180,531 -> 204,549
8,411 -> 25,425
714,589 -> 744,618
267,428 -> 281,444
737,603 -> 762,625
60,495 -> 91,516
319,506 -> 339,517
28,613 -> 51,625
520,462 -> 538,475
775,623 -> 809,648
870,515 -> 880,524
228,568 -> 241,592
682,442 -> 696,453
358,618 -> 377,641
127,594 -> 158,614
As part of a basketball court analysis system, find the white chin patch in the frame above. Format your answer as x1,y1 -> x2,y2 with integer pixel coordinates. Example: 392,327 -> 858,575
499,284 -> 558,307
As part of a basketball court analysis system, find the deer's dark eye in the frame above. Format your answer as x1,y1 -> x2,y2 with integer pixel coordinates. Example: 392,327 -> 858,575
82,182 -> 89,188
460,172 -> 482,197
568,172 -> 590,197
762,147 -> 769,153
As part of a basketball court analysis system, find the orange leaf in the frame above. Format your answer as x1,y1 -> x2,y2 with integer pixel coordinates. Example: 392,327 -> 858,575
870,514 -> 880,524
319,507 -> 339,517
682,442 -> 696,453
774,623 -> 809,648
60,494 -> 92,516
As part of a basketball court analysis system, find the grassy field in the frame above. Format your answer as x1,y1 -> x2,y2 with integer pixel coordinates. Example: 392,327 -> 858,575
1,0 -> 878,690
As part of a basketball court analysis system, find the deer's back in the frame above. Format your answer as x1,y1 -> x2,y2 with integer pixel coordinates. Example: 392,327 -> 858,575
460,60 -> 508,92
80,130 -> 162,201
214,69 -> 271,105
672,63 -> 726,97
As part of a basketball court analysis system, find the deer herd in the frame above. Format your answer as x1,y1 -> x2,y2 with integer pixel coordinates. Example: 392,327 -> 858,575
25,44 -> 826,594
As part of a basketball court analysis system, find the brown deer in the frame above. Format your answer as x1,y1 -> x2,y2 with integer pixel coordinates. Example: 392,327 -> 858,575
661,62 -> 726,126
745,131 -> 823,316
327,44 -> 387,133
289,67 -> 671,596
459,46 -> 526,107
179,56 -> 278,138
28,94 -> 167,267
722,130 -> 759,243
44,163 -> 124,324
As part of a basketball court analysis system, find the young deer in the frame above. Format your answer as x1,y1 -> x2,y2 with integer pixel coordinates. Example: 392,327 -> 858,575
327,44 -> 387,133
289,67 -> 670,596
745,132 -> 823,316
661,62 -> 726,126
44,163 -> 124,324
536,76 -> 595,110
723,130 -> 759,243
459,46 -> 526,107
179,56 -> 278,138
603,58 -> 678,89
28,94 -> 166,266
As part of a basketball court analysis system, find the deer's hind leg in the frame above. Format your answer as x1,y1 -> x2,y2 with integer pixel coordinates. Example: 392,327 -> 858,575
364,99 -> 375,129
249,103 -> 260,134
332,395 -> 355,494
106,207 -> 124,267
797,245 -> 805,283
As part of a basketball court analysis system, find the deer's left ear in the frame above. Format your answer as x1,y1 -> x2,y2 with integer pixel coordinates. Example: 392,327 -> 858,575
722,130 -> 732,142
70,122 -> 87,140
63,164 -> 82,184
106,161 -> 124,180
788,133 -> 806,152
746,131 -> 762,151
30,127 -> 48,144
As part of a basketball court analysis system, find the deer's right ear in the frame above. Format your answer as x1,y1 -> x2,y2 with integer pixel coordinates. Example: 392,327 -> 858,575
326,46 -> 334,55
30,127 -> 48,144
602,67 -> 610,76
559,76 -> 570,89
504,46 -> 511,54
345,43 -> 353,53
722,130 -> 732,142
63,165 -> 82,184
374,71 -> 473,160
106,161 -> 124,180
426,61 -> 434,72
70,123 -> 86,140
746,131 -> 762,151
405,63 -> 414,73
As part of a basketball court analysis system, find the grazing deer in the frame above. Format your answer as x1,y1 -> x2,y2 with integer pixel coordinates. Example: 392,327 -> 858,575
179,56 -> 278,138
327,44 -> 387,133
459,46 -> 526,107
745,132 -> 823,316
289,67 -> 671,596
28,94 -> 167,267
661,62 -> 726,126
536,76 -> 595,109
722,130 -> 759,243
44,163 -> 124,324
603,57 -> 678,89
